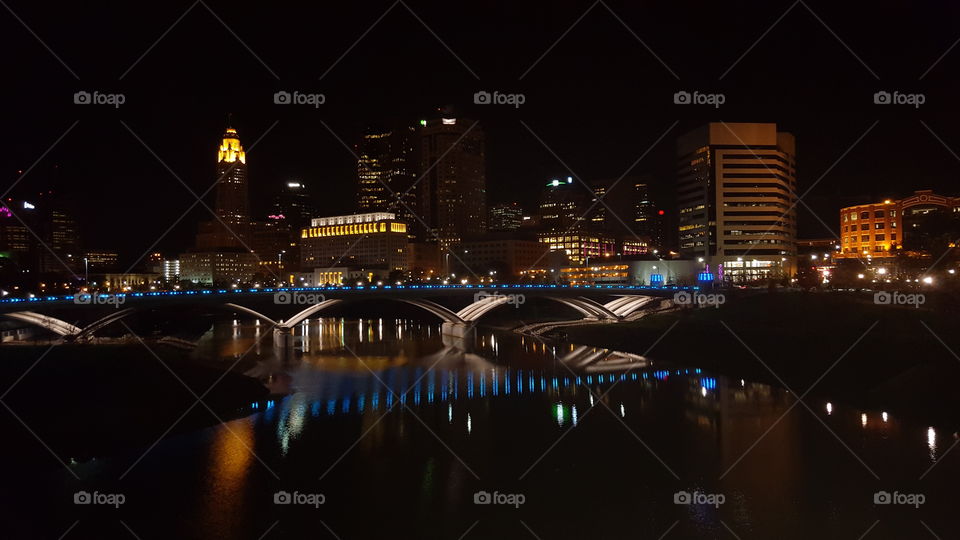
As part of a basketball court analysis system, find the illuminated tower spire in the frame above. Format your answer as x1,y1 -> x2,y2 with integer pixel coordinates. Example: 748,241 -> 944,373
214,121 -> 248,224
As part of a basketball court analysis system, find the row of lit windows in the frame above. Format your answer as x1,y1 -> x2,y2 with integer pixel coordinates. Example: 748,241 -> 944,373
844,234 -> 897,243
302,222 -> 406,238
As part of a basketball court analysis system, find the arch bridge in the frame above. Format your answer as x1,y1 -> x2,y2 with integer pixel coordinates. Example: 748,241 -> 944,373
0,284 -> 695,345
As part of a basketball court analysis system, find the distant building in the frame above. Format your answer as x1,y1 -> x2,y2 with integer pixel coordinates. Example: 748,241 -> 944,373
677,122 -> 797,282
417,115 -> 486,246
538,176 -> 587,232
407,242 -> 441,277
83,250 -> 120,272
273,181 -> 317,233
162,258 -> 180,282
300,212 -> 408,272
189,121 -> 285,283
2,196 -> 82,278
588,177 -> 640,233
560,259 -> 699,286
0,201 -> 34,260
179,250 -> 258,286
448,237 -> 550,278
837,190 -> 960,259
101,273 -> 161,291
357,124 -> 419,229
215,125 -> 249,225
537,231 -> 617,265
488,202 -> 523,231
196,124 -> 250,250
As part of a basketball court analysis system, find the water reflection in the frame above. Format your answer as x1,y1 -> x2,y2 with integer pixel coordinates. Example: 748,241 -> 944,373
43,316 -> 956,540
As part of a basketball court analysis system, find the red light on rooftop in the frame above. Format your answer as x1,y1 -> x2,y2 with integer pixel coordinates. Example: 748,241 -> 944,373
658,210 -> 665,215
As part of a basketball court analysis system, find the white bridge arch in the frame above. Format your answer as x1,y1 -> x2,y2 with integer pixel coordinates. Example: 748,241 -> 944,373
2,294 -> 656,342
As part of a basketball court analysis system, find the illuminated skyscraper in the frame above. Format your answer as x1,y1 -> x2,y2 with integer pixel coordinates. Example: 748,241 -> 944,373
214,126 -> 248,224
418,115 -> 486,246
676,122 -> 797,282
538,177 -> 586,232
189,122 -> 259,283
357,124 -> 418,230
273,180 -> 316,233
489,202 -> 523,231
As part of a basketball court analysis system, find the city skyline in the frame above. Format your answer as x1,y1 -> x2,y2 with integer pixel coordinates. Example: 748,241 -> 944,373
5,3 -> 960,539
4,1 -> 960,268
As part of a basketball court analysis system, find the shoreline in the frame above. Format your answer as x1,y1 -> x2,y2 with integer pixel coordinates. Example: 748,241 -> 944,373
514,291 -> 960,429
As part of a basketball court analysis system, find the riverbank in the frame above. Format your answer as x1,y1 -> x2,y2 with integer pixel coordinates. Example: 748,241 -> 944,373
0,344 -> 268,467
557,290 -> 960,427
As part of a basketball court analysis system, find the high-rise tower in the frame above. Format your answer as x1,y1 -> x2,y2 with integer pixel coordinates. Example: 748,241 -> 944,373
357,124 -> 418,231
214,126 -> 249,224
418,115 -> 486,246
676,122 -> 797,282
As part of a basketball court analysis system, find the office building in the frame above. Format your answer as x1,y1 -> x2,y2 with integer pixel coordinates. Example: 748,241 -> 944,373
418,115 -> 486,246
489,202 -> 523,231
300,212 -> 408,272
539,177 -> 588,232
838,190 -> 960,259
677,122 -> 797,282
179,250 -> 258,286
560,259 -> 699,286
357,124 -> 419,227
448,237 -> 550,278
537,231 -> 617,265
273,181 -> 317,233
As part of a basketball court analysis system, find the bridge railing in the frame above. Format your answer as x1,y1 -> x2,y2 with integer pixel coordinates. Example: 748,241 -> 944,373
0,283 -> 701,308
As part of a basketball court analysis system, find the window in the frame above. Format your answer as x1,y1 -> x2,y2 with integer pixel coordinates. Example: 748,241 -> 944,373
875,210 -> 885,218
875,234 -> 885,241
861,235 -> 869,241
875,222 -> 885,229
860,211 -> 870,219
891,233 -> 897,240
861,224 -> 869,231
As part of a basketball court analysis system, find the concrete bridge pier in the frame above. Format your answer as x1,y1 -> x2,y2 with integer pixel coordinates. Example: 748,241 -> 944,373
273,327 -> 297,350
441,322 -> 476,340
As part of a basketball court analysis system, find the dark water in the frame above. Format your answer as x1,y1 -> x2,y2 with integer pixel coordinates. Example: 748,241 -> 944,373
4,318 -> 958,539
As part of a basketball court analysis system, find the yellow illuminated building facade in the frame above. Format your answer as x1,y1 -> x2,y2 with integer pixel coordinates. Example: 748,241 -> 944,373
838,190 -> 960,259
300,212 -> 409,272
537,232 -> 616,265
214,127 -> 249,224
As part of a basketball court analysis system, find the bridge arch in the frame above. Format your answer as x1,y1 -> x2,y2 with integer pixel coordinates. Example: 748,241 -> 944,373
3,311 -> 82,337
4,308 -> 142,341
223,298 -> 464,329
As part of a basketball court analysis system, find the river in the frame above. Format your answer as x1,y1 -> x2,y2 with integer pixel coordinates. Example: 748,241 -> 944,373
3,318 -> 956,539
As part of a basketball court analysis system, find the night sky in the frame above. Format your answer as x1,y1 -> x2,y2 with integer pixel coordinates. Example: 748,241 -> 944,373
3,0 -> 960,265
